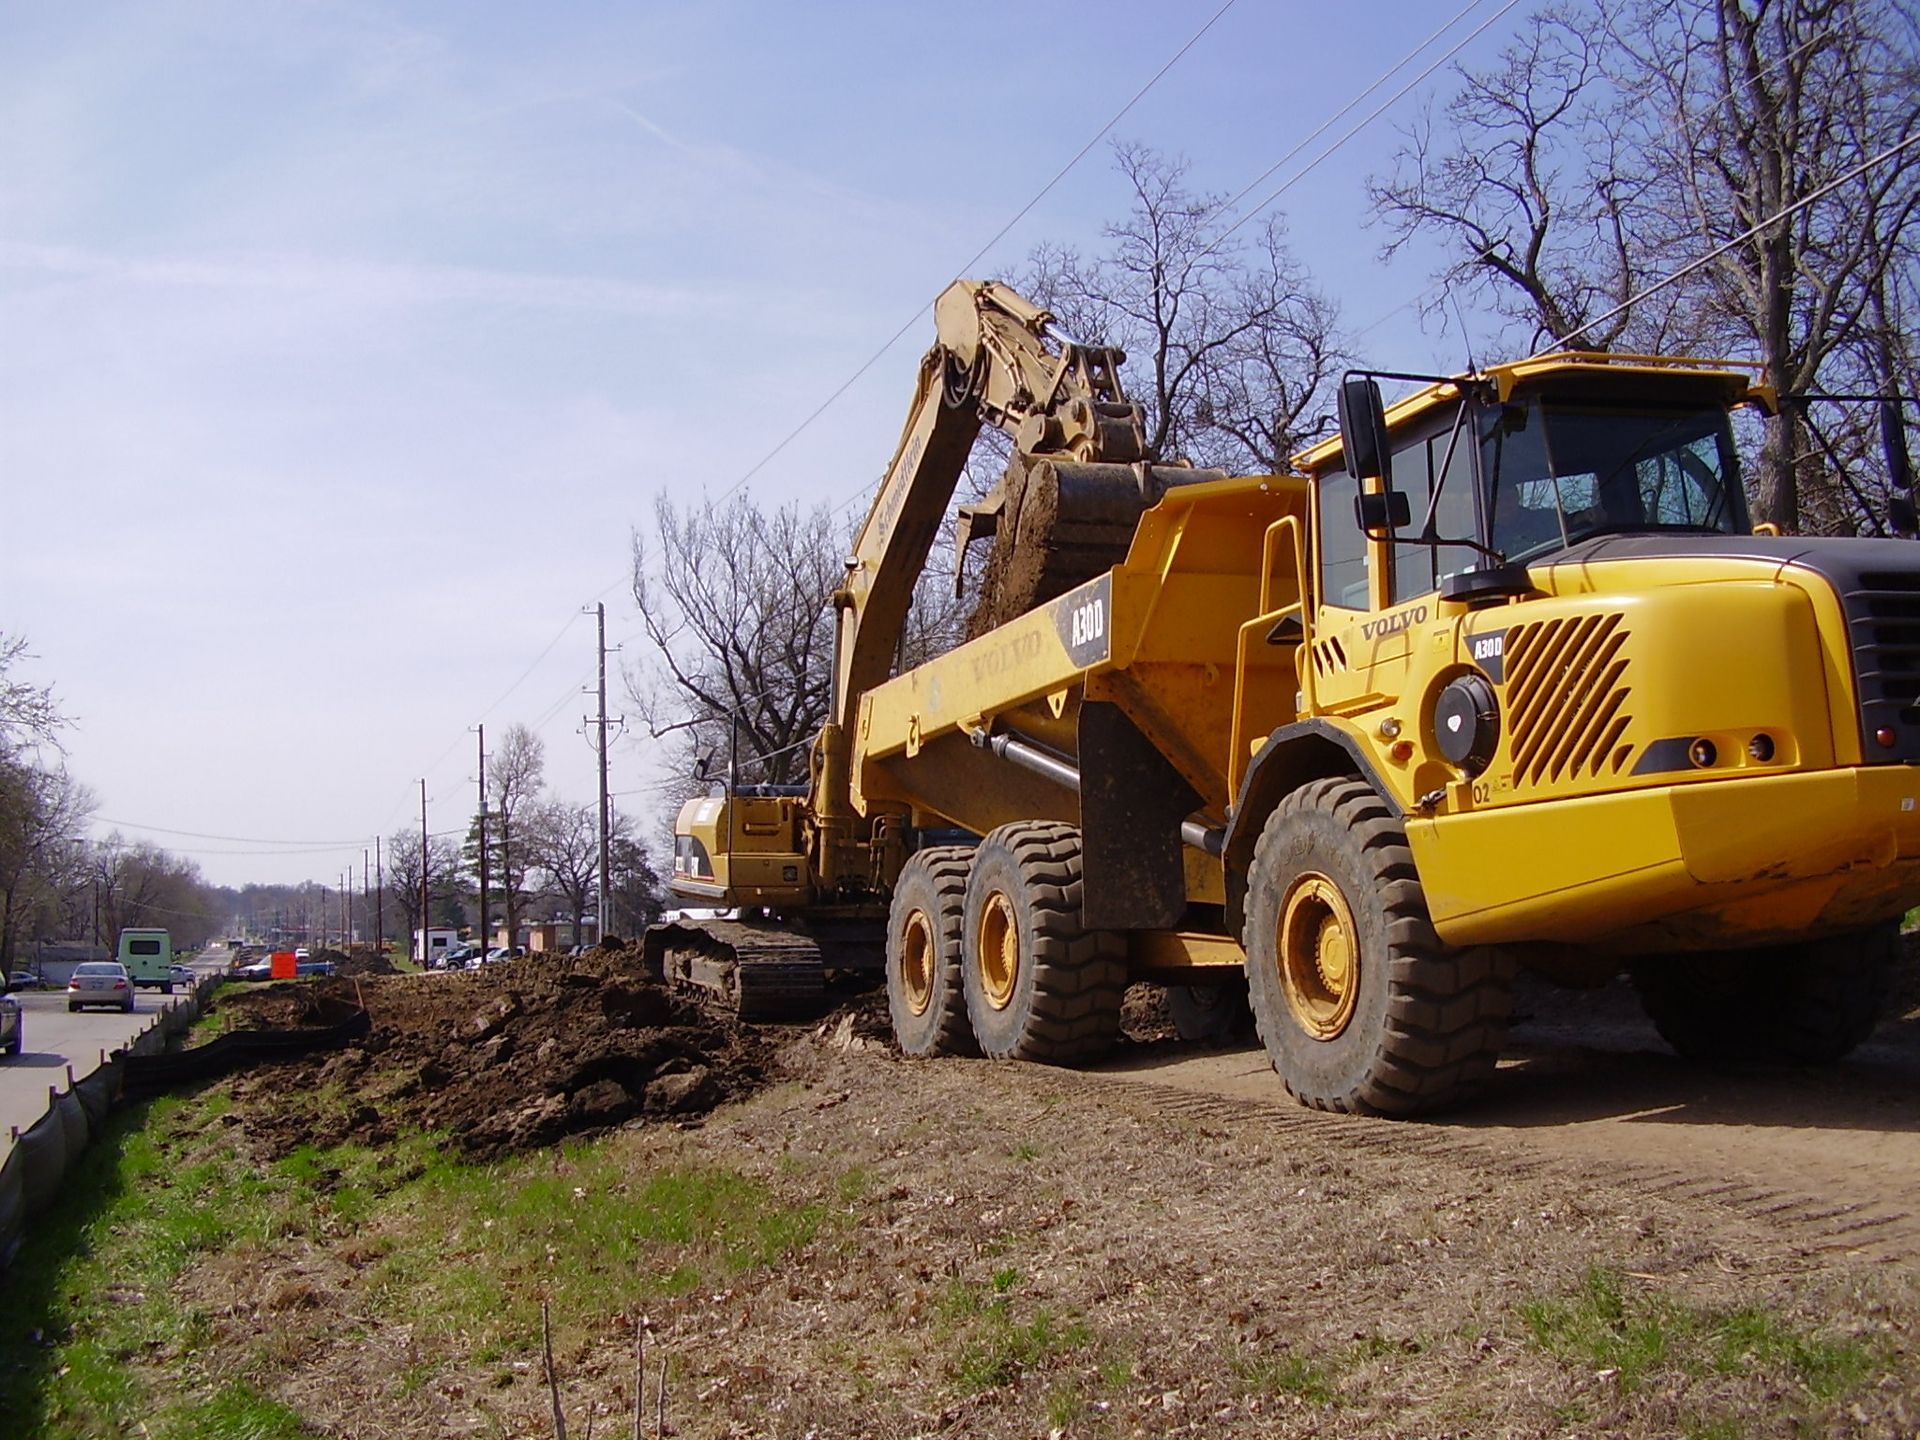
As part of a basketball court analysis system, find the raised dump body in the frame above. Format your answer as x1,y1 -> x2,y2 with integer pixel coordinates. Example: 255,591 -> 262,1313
856,470 -> 1305,915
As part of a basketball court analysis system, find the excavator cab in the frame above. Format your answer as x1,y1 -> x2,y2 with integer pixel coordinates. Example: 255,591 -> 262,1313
668,787 -> 813,910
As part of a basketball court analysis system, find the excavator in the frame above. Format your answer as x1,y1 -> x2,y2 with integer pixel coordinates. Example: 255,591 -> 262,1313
644,280 -> 1213,1017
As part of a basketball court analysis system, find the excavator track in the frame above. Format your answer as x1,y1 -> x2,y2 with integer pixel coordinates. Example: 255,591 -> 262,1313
642,918 -> 828,1023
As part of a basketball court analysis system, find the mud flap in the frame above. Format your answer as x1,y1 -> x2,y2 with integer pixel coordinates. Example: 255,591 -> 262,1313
1078,701 -> 1200,930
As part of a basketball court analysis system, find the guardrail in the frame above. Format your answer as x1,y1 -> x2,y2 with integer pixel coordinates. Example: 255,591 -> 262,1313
0,973 -> 219,1272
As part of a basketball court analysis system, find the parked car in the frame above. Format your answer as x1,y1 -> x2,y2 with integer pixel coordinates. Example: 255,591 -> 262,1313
294,947 -> 311,962
439,945 -> 477,969
68,961 -> 136,1012
7,969 -> 48,990
170,964 -> 197,986
0,993 -> 21,1057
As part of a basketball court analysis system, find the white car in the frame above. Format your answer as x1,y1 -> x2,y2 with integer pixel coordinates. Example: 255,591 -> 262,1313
68,961 -> 136,1013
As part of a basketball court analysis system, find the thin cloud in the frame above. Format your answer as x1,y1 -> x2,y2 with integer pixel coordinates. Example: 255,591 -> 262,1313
0,238 -> 706,316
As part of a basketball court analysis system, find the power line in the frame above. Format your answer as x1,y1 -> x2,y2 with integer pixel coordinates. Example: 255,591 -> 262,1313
1203,0 -> 1529,260
704,0 -> 1243,512
1552,129 -> 1920,349
1214,0 -> 1506,233
93,817 -> 371,847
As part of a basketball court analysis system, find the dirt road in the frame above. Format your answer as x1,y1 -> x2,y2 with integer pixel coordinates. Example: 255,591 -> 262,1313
1091,971 -> 1920,1266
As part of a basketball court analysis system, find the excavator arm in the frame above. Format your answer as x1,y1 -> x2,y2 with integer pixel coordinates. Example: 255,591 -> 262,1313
828,280 -> 1144,730
808,279 -> 1214,898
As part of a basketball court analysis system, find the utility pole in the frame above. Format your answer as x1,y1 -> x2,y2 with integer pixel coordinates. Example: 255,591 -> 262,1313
362,850 -> 370,951
475,725 -> 490,952
584,602 -> 622,943
420,779 -> 430,963
375,835 -> 384,956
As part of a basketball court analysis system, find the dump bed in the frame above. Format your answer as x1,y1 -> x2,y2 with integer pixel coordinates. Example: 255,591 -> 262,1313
852,472 -> 1309,877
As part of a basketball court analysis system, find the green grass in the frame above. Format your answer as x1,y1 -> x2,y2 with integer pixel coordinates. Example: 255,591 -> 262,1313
155,1380 -> 311,1440
0,1092 -> 303,1439
1519,1266 -> 1880,1408
932,1270 -> 1092,1395
1232,1346 -> 1338,1405
1,1087 -> 836,1437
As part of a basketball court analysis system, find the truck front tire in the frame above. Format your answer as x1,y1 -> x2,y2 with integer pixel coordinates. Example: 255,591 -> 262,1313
962,822 -> 1126,1063
1242,777 -> 1514,1116
887,846 -> 978,1057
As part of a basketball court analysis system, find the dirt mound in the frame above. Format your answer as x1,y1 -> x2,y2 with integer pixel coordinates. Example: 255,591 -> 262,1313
214,948 -> 774,1161
332,945 -> 397,978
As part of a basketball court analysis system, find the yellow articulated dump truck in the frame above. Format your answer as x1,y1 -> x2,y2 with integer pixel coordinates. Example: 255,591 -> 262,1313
662,280 -> 1920,1116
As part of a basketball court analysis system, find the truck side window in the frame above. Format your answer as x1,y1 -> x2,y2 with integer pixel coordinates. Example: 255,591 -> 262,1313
1317,468 -> 1369,610
1391,433 -> 1480,603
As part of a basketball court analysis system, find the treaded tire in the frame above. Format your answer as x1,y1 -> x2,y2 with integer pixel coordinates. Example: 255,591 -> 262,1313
1167,977 -> 1253,1044
962,821 -> 1126,1063
1242,777 -> 1514,1116
1631,921 -> 1893,1065
887,845 -> 979,1057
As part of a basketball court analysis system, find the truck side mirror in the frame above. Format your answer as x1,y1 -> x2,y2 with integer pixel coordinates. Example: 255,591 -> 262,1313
1338,376 -> 1393,485
1355,490 -> 1411,536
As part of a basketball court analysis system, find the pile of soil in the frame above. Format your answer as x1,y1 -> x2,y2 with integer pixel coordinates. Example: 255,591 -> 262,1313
331,945 -> 398,978
213,948 -> 774,1161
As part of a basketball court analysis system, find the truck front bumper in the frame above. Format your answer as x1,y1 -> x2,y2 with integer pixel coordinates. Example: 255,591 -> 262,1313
1409,765 -> 1920,952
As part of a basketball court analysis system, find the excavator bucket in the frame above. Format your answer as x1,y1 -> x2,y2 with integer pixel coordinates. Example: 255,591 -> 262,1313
964,456 -> 1223,638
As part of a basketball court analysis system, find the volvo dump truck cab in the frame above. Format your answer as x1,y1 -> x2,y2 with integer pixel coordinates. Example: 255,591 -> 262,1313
852,343 -> 1917,1115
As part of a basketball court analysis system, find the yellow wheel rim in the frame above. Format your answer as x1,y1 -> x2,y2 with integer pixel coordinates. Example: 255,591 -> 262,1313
977,891 -> 1020,1011
900,909 -> 936,1017
1277,873 -> 1360,1040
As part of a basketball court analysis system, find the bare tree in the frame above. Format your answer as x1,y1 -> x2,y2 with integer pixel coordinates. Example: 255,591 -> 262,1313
530,799 -> 600,944
89,837 -> 215,946
387,827 -> 462,949
0,762 -> 94,965
0,632 -> 65,759
486,723 -> 546,948
1018,143 -> 1344,472
1617,0 -> 1920,529
1370,7 -> 1661,354
628,494 -> 847,791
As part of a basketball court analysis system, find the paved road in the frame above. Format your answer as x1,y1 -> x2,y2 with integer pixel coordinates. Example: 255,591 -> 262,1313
0,948 -> 224,1153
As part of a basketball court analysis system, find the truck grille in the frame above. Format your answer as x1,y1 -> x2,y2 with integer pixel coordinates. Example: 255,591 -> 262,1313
1842,570 -> 1920,762
1505,612 -> 1635,785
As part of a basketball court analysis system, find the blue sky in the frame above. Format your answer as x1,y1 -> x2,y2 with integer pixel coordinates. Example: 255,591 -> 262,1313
0,0 -> 1527,887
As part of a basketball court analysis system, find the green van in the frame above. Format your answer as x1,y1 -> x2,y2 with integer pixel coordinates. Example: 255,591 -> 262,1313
116,928 -> 176,993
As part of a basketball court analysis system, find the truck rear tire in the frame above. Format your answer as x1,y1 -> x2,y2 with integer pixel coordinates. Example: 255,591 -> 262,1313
1242,777 -> 1513,1116
1631,922 -> 1893,1064
887,845 -> 978,1057
962,822 -> 1126,1063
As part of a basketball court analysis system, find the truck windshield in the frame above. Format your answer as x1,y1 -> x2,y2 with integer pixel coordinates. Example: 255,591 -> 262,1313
1480,397 -> 1746,563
